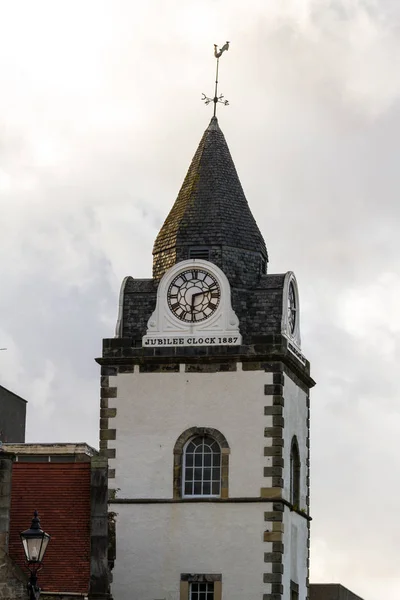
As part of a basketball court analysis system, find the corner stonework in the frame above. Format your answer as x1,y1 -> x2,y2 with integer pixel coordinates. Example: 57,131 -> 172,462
89,455 -> 112,600
263,371 -> 285,600
99,366 -> 119,494
0,451 -> 28,600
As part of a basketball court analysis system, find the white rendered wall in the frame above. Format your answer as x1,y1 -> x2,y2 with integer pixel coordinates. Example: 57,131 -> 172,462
113,502 -> 268,600
108,366 -> 273,498
284,510 -> 309,600
282,374 -> 308,507
108,366 -> 309,600
282,374 -> 309,599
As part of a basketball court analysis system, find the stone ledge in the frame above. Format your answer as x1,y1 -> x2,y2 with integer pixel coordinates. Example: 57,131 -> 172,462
97,338 -> 315,387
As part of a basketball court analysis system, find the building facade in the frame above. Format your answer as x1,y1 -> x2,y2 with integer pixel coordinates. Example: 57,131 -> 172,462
0,443 -> 110,600
309,584 -> 365,600
98,117 -> 315,600
0,385 -> 27,443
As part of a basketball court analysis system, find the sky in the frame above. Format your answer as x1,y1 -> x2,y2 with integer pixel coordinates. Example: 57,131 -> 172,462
1,0 -> 399,597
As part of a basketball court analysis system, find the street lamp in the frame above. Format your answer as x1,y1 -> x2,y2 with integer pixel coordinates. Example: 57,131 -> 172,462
20,511 -> 51,600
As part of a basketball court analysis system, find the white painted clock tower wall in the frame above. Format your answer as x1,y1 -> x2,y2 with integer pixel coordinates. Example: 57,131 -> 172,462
108,367 -> 275,599
99,117 -> 315,600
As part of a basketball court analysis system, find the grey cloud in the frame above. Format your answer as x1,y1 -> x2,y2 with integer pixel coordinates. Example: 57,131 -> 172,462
1,1 -> 400,598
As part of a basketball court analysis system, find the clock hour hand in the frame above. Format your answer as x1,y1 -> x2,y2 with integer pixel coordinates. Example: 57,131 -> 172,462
191,290 -> 206,311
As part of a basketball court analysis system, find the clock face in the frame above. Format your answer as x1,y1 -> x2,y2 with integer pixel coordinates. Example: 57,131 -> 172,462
287,281 -> 297,334
167,268 -> 221,323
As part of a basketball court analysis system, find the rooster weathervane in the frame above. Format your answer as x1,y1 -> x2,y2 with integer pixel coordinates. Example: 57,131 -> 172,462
202,41 -> 230,117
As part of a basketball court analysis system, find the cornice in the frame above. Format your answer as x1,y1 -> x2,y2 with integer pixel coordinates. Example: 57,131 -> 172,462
96,335 -> 315,389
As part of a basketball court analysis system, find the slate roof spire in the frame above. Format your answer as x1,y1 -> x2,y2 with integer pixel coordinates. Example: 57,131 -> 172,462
153,117 -> 268,288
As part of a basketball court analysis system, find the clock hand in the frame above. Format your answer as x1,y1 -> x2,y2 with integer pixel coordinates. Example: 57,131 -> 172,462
190,291 -> 208,322
191,290 -> 206,309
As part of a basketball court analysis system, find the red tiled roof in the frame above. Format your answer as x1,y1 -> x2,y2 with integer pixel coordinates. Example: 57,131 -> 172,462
9,463 -> 91,594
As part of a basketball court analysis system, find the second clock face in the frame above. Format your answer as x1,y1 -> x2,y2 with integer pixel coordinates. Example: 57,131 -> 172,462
287,281 -> 297,334
167,268 -> 221,323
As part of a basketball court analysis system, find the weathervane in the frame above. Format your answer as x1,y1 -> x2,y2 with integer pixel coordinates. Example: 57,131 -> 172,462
202,41 -> 230,117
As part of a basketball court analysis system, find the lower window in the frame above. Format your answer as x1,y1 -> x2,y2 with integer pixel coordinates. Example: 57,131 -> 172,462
181,574 -> 221,600
190,582 -> 214,600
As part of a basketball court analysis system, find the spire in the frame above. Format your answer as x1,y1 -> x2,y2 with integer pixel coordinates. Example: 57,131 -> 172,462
153,117 -> 268,287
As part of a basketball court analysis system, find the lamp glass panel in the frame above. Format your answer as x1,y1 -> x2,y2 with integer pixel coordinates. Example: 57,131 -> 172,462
22,534 -> 49,563
39,534 -> 50,561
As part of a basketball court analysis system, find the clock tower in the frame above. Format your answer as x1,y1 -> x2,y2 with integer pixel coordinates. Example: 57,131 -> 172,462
98,116 -> 315,600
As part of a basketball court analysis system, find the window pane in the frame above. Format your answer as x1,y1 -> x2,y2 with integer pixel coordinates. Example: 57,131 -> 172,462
186,453 -> 193,466
204,453 -> 212,466
203,468 -> 211,480
212,482 -> 220,495
212,467 -> 220,480
213,454 -> 221,466
195,453 -> 203,466
185,467 -> 193,480
191,585 -> 198,600
185,482 -> 192,495
193,481 -> 202,495
203,482 -> 211,495
194,468 -> 202,480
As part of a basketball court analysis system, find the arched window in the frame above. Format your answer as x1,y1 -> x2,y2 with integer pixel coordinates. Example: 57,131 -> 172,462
173,427 -> 230,499
290,436 -> 300,507
183,435 -> 221,497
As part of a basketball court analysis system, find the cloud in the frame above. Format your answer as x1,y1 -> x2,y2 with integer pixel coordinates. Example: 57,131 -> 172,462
1,0 -> 400,598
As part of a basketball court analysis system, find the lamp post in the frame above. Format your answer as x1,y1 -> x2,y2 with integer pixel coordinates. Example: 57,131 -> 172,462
20,511 -> 51,600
